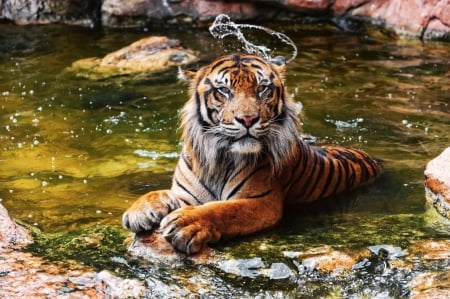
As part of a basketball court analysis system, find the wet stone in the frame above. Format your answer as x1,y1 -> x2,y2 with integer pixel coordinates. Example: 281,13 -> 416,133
0,203 -> 33,248
425,147 -> 450,219
67,36 -> 199,80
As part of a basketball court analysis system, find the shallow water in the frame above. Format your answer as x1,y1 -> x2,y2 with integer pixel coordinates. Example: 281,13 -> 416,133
1,23 -> 449,297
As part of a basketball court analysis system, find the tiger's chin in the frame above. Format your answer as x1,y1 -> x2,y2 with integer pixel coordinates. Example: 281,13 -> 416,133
230,138 -> 262,154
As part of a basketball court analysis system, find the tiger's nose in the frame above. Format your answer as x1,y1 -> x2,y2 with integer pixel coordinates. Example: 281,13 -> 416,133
235,114 -> 259,128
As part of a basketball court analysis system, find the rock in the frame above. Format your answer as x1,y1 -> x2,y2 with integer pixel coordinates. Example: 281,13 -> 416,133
96,270 -> 146,298
0,203 -> 147,298
0,203 -> 33,248
1,0 -> 449,40
409,271 -> 450,299
68,36 -> 199,80
101,0 -> 265,27
127,230 -> 217,264
424,147 -> 450,219
0,0 -> 101,27
295,245 -> 372,273
334,0 -> 450,40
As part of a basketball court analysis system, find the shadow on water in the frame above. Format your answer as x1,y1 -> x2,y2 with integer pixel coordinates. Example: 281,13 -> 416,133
1,22 -> 449,297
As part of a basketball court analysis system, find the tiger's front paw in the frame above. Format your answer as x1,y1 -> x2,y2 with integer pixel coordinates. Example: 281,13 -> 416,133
160,206 -> 221,254
122,191 -> 170,232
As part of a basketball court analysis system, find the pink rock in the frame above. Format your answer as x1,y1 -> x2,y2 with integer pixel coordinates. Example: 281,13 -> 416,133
425,147 -> 450,219
338,0 -> 450,38
282,0 -> 330,11
0,203 -> 33,248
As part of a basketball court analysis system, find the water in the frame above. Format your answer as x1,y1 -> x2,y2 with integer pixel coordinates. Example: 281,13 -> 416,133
1,23 -> 449,297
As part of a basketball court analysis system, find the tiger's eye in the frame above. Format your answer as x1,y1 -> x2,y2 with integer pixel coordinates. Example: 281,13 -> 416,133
257,85 -> 269,97
217,86 -> 231,97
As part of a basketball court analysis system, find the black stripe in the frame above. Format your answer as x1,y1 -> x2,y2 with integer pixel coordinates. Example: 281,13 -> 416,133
176,163 -> 216,202
219,162 -> 237,199
302,150 -> 325,200
194,92 -> 205,125
316,156 -> 335,199
290,145 -> 314,193
210,59 -> 234,72
331,161 -> 343,195
247,189 -> 273,199
347,162 -> 356,188
226,165 -> 265,200
365,156 -> 380,178
250,63 -> 263,70
174,178 -> 202,205
181,153 -> 192,170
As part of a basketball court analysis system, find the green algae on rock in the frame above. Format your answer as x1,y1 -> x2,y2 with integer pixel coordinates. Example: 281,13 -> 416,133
67,36 -> 199,80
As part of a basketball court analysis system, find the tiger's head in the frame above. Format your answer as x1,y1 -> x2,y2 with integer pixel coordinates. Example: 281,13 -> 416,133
179,53 -> 301,173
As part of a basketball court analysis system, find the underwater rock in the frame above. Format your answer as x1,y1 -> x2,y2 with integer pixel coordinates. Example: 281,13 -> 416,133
294,245 -> 372,273
96,270 -> 146,298
68,36 -> 199,80
0,203 -> 33,248
424,147 -> 450,219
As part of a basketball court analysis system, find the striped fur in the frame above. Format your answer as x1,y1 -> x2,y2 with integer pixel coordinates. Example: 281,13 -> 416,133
123,53 -> 381,254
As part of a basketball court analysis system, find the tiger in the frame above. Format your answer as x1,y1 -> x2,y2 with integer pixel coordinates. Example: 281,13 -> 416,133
122,53 -> 382,254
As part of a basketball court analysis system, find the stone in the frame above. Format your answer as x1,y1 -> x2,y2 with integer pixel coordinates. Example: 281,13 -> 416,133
95,270 -> 146,298
1,0 -> 450,40
127,230 -> 217,264
0,203 -> 33,248
296,245 -> 372,273
0,0 -> 101,26
424,147 -> 450,219
337,0 -> 450,39
68,36 -> 199,80
408,271 -> 450,299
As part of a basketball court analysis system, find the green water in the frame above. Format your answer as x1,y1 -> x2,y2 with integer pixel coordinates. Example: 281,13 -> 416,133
1,23 -> 449,297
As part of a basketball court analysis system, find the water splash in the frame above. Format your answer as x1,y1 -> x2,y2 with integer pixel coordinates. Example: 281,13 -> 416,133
209,14 -> 298,63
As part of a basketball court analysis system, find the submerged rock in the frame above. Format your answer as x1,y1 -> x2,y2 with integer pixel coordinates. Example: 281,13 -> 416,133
425,147 -> 450,219
68,36 -> 199,80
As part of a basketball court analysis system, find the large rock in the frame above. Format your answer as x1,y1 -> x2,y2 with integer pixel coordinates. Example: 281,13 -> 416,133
0,0 -> 101,26
67,36 -> 199,80
333,0 -> 450,40
0,203 -> 147,297
425,147 -> 450,219
0,203 -> 33,248
1,0 -> 449,40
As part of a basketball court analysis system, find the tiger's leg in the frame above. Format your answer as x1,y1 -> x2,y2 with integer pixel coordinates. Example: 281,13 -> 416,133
160,195 -> 284,254
122,190 -> 181,232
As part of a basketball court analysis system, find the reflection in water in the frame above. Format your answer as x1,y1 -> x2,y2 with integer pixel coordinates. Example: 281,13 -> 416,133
0,23 -> 449,297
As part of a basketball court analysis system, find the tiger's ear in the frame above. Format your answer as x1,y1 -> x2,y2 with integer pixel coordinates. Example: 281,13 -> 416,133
270,56 -> 286,75
178,67 -> 197,84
